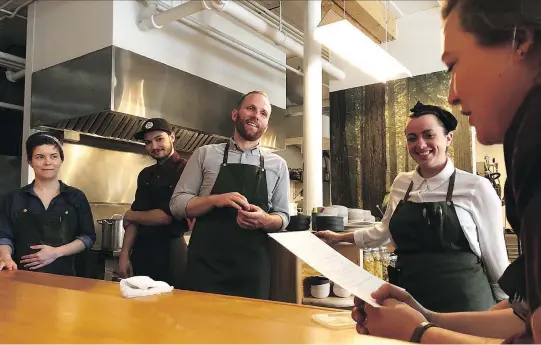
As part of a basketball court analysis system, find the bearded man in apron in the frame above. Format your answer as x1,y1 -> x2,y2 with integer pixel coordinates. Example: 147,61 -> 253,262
170,91 -> 290,300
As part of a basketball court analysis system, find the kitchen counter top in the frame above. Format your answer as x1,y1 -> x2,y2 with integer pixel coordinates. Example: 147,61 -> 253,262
0,270 -> 399,344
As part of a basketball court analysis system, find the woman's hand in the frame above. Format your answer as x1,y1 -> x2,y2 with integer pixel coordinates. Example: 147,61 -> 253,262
20,245 -> 61,270
371,283 -> 436,321
352,296 -> 427,341
314,230 -> 342,245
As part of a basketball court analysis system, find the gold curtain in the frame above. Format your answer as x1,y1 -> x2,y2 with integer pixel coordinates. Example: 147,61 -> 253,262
384,71 -> 472,190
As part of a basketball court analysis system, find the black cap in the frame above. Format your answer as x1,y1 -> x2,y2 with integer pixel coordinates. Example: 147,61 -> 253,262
134,118 -> 173,140
409,101 -> 458,132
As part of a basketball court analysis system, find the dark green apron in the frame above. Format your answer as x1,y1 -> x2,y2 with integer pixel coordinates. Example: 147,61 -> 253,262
129,154 -> 188,289
185,141 -> 271,300
388,170 -> 496,312
131,235 -> 187,289
13,203 -> 77,276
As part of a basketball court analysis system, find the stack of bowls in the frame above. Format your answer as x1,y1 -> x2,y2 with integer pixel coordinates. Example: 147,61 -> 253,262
348,208 -> 365,223
286,215 -> 311,231
333,282 -> 352,298
323,205 -> 349,225
306,276 -> 331,299
314,216 -> 344,232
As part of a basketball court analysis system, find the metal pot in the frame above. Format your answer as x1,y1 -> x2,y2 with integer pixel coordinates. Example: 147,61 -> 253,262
98,214 -> 124,251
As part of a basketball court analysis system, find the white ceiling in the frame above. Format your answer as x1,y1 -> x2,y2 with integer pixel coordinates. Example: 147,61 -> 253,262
384,1 -> 442,18
257,1 -> 443,30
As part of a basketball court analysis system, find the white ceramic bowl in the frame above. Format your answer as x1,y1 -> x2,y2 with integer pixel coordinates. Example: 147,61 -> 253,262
311,283 -> 331,299
348,208 -> 365,221
322,207 -> 339,216
333,283 -> 351,298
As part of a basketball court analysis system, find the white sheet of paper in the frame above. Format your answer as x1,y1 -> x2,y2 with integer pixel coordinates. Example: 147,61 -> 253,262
269,231 -> 385,307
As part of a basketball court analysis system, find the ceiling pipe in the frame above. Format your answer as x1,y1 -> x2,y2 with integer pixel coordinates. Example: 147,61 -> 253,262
206,0 -> 345,80
138,0 -> 211,30
6,69 -> 25,82
145,0 -> 346,80
146,0 -> 306,81
0,8 -> 27,20
0,51 -> 25,68
0,101 -> 23,111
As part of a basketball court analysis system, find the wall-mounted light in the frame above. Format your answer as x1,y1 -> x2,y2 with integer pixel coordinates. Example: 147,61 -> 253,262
314,9 -> 411,83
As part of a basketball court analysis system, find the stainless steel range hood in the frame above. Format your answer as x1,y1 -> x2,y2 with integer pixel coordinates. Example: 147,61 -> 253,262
30,46 -> 286,152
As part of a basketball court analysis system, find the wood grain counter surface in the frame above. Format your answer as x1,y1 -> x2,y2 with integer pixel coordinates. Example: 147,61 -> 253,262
0,270 -> 397,344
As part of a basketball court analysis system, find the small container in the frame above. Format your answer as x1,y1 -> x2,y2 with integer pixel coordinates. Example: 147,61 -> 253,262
379,247 -> 390,282
372,247 -> 383,279
332,283 -> 351,298
307,276 -> 330,299
363,249 -> 375,275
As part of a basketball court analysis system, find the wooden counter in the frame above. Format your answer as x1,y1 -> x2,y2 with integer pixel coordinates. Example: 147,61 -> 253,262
0,270 -> 394,344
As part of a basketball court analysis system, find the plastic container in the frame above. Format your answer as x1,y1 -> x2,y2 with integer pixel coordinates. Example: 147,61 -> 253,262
312,311 -> 357,329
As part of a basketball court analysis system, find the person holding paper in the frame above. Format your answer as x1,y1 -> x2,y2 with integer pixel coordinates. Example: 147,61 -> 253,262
316,101 -> 509,313
351,0 -> 541,343
169,91 -> 290,300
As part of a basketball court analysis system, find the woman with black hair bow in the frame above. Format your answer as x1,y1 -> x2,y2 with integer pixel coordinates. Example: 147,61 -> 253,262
0,132 -> 96,276
317,102 -> 509,313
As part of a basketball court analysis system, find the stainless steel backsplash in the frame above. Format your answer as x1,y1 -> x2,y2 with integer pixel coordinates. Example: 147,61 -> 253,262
58,142 -> 154,205
57,141 -> 155,247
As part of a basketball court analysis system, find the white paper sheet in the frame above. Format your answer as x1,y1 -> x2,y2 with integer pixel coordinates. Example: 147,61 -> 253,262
269,231 -> 385,307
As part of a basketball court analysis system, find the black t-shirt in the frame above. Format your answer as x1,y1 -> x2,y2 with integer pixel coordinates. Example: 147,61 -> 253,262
500,85 -> 541,343
0,181 -> 96,251
132,152 -> 188,238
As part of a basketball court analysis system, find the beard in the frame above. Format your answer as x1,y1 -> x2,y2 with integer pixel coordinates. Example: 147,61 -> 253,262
151,141 -> 174,162
235,116 -> 265,141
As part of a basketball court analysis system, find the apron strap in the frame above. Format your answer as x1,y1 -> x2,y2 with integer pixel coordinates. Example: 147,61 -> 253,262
223,141 -> 231,166
405,169 -> 457,203
446,170 -> 457,203
404,181 -> 414,201
259,148 -> 265,171
223,140 -> 265,170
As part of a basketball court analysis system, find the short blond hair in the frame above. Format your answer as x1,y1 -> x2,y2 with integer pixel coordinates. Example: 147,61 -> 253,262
237,90 -> 269,109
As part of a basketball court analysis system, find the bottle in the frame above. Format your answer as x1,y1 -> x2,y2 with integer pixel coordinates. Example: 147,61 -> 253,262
363,249 -> 374,275
311,207 -> 319,231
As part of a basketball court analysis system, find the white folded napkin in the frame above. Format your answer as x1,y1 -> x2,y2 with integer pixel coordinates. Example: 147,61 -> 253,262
119,276 -> 174,299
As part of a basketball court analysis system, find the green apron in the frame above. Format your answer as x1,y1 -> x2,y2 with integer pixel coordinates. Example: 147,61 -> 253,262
14,202 -> 77,276
131,235 -> 187,289
185,141 -> 271,300
388,170 -> 496,312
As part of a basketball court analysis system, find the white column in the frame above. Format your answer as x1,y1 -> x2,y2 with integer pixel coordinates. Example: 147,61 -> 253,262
20,2 -> 36,186
302,0 -> 323,214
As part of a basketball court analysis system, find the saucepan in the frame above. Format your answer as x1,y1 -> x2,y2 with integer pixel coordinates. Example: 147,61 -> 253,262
98,214 -> 124,251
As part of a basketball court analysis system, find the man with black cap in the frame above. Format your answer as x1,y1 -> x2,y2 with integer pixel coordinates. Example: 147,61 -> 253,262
118,118 -> 189,288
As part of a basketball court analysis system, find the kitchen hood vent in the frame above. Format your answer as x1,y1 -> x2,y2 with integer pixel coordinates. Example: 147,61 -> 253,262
31,46 -> 285,153
42,111 -> 227,153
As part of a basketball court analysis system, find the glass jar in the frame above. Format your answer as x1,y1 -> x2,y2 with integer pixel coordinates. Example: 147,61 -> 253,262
363,249 -> 374,275
379,247 -> 390,281
372,248 -> 383,279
